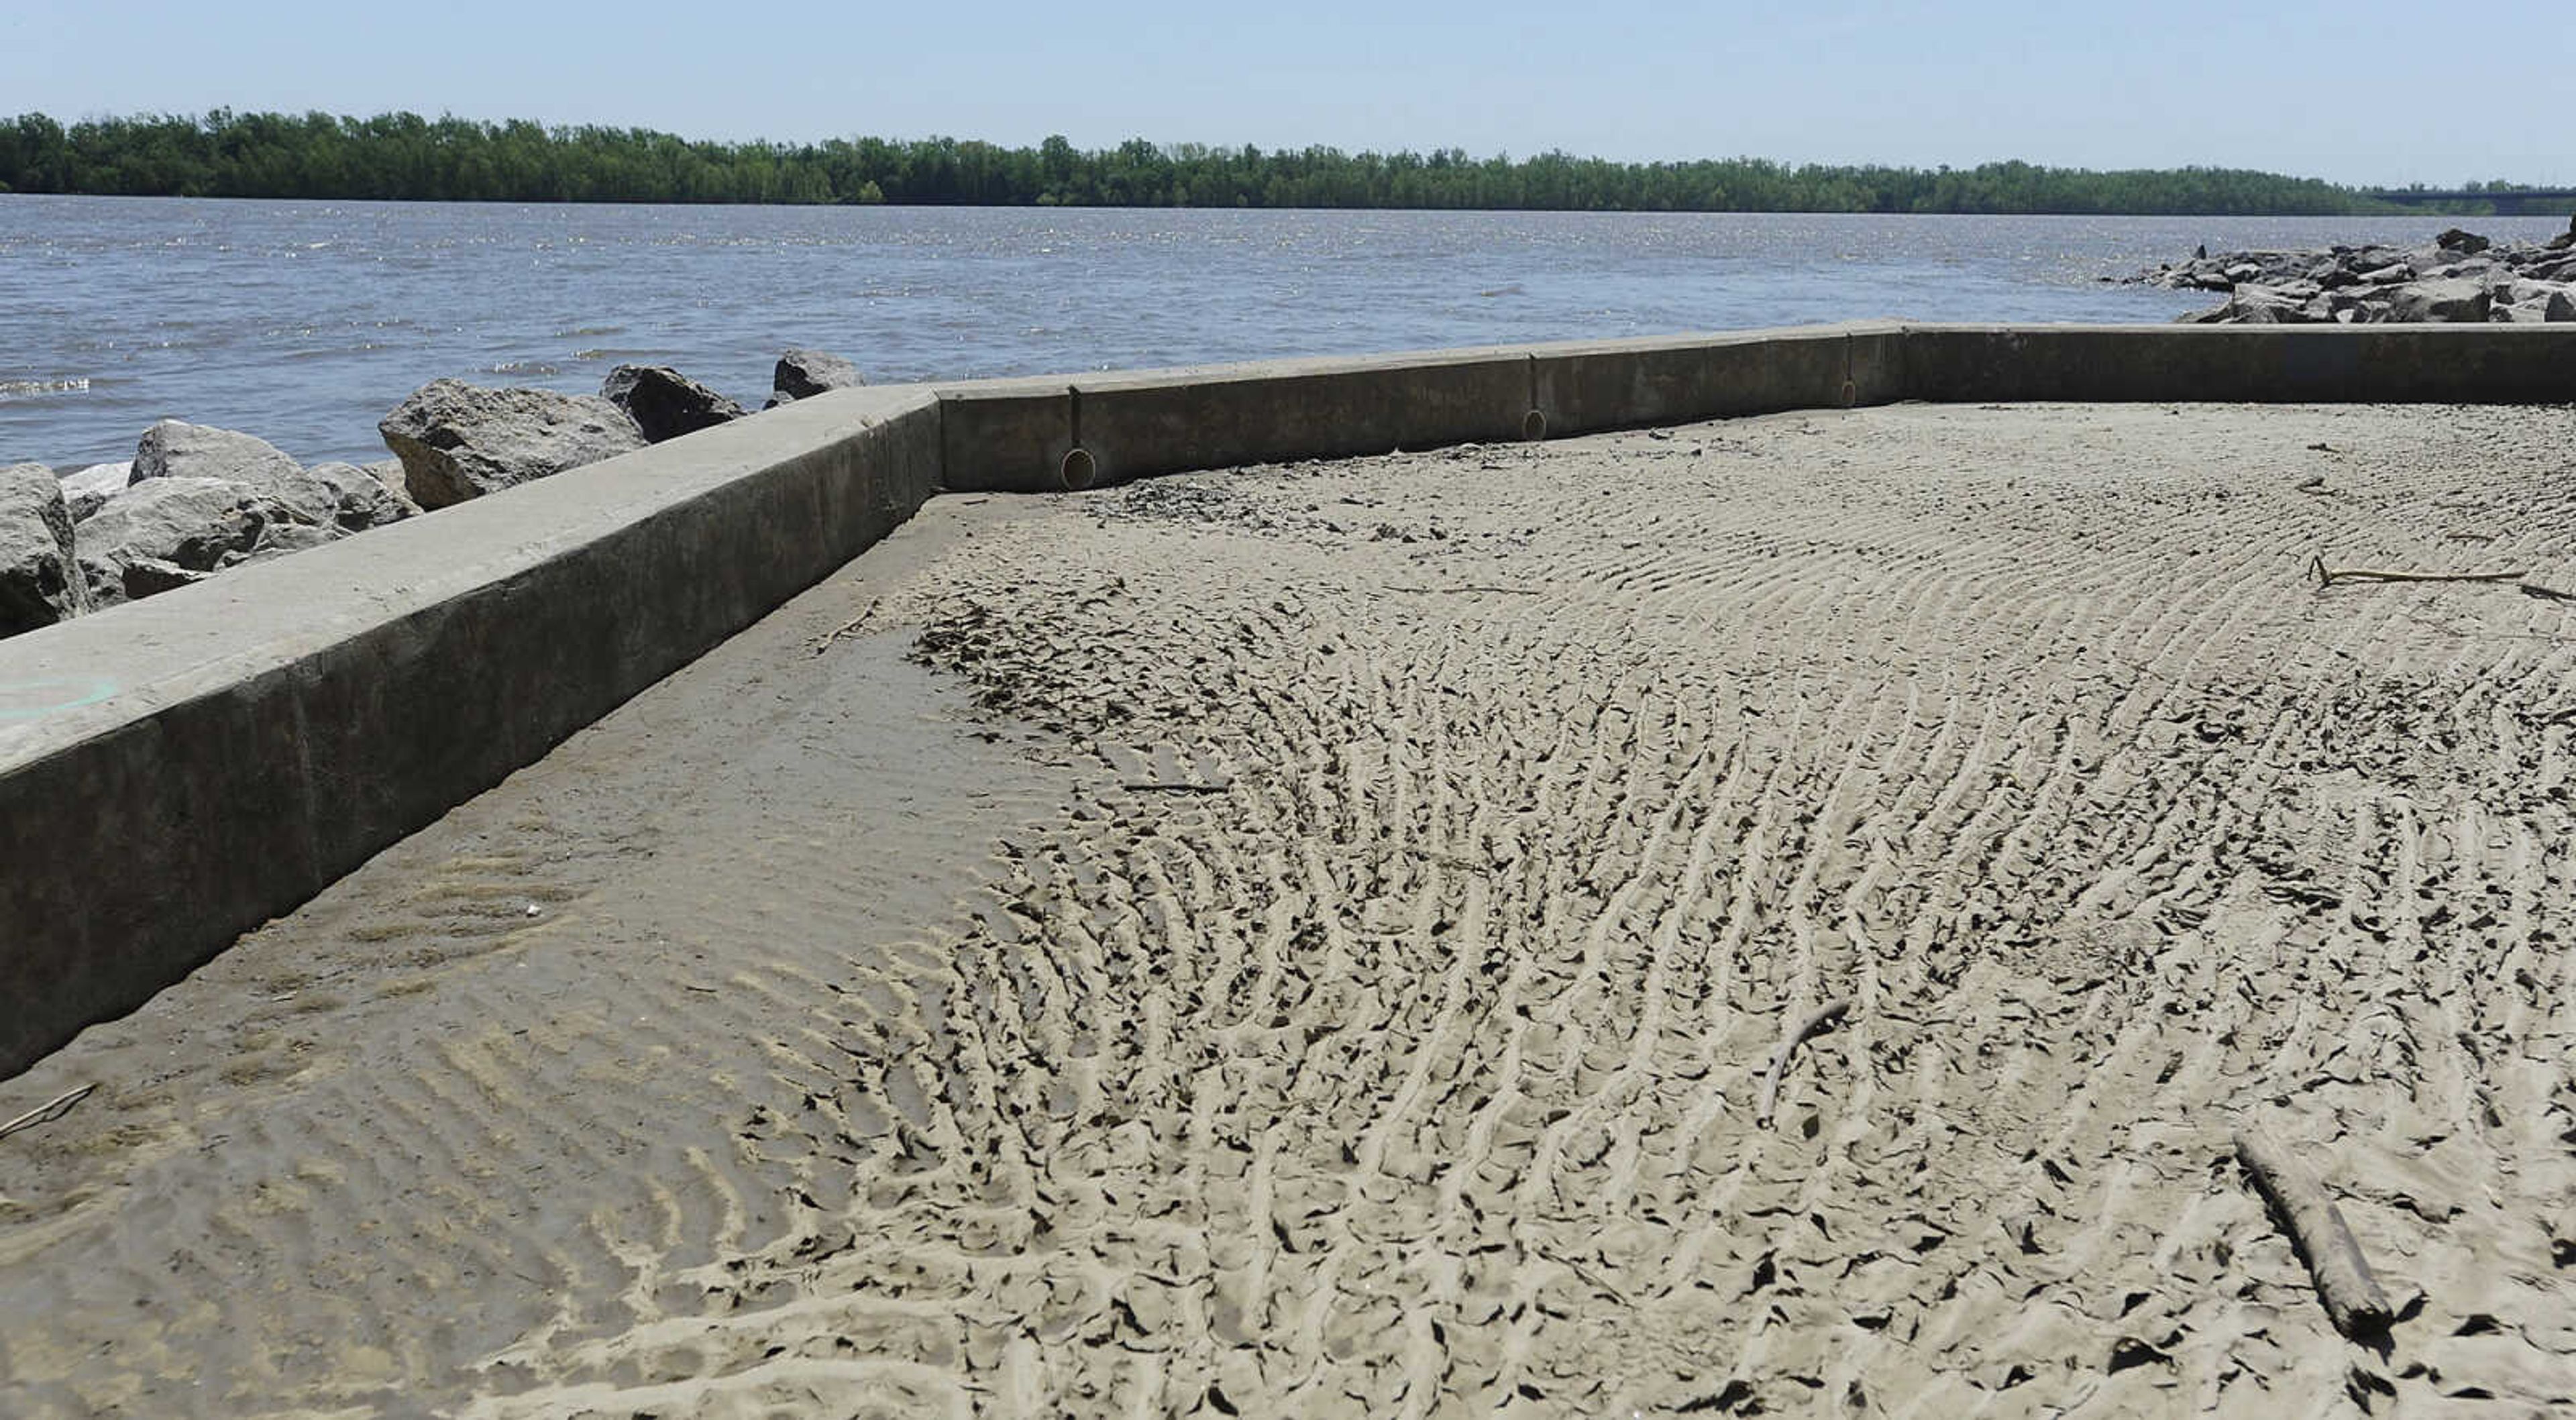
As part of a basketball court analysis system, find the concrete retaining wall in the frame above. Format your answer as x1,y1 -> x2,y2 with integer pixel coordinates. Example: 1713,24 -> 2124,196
1897,324 -> 2576,405
1,388 -> 938,1074
7,323 -> 2576,1075
1077,347 -> 1538,483
934,377 -> 1081,494
1531,326 -> 1864,436
940,347 -> 1540,492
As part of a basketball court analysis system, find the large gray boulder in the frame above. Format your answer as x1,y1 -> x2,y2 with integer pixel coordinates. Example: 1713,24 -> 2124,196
72,476 -> 317,607
56,460 -> 131,522
766,348 -> 865,408
2381,278 -> 2491,323
128,420 -> 354,530
2497,278 -> 2575,308
2225,285 -> 2310,323
59,425 -> 419,610
360,459 -> 411,504
378,378 -> 645,510
132,419 -> 305,490
601,364 -> 746,443
308,461 -> 419,530
2497,288 -> 2576,323
117,557 -> 209,600
1,462 -> 83,635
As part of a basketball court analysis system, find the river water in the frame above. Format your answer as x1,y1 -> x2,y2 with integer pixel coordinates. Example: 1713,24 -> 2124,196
2,197 -> 2566,468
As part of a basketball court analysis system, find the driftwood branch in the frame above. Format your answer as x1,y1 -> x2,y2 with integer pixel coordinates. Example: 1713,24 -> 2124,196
0,1083 -> 96,1143
1754,998 -> 1851,1127
804,598 -> 883,657
2311,556 -> 2528,590
2233,1130 -> 2392,1339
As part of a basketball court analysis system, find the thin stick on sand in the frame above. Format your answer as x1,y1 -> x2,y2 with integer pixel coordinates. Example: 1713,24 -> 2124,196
2311,556 -> 2528,589
804,598 -> 883,657
0,1083 -> 96,1144
1755,998 -> 1851,1127
2233,1130 -> 2392,1340
1389,584 -> 1545,596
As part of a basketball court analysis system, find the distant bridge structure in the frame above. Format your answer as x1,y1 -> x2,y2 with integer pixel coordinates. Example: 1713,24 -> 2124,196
2369,188 -> 2576,217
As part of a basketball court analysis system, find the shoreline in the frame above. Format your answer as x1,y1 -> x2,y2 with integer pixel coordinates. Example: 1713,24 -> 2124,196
13,205 -> 2576,472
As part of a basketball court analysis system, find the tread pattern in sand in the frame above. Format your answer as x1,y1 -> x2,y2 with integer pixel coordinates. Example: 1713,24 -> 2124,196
0,545 -> 1082,1417
6,404 -> 2575,1417
475,405 -> 2576,1417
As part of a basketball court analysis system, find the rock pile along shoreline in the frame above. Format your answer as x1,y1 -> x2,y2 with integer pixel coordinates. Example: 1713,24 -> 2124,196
2133,219 -> 2576,325
0,350 -> 863,641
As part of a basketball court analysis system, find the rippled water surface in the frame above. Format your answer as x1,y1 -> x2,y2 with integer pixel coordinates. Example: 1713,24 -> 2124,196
2,197 -> 2565,466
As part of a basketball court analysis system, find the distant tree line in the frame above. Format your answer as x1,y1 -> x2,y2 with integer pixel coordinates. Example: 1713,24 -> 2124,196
0,109 -> 2463,215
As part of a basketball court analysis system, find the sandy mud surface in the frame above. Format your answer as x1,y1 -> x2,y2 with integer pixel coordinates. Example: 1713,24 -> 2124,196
5,402 -> 2575,1417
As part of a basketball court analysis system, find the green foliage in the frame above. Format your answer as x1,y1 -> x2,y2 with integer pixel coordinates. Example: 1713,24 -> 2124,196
0,110 -> 2406,215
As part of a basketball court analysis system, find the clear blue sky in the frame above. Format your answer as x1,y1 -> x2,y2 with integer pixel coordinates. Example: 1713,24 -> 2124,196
3,1 -> 2566,186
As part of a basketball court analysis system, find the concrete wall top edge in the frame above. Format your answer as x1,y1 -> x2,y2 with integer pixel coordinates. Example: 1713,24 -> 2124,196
1518,323 -> 1894,361
0,387 -> 939,771
1052,324 -> 1924,394
1892,322 -> 2576,339
906,326 -> 1910,417
918,321 -> 2575,406
935,319 -> 2576,408
12,320 -> 2575,773
928,374 -> 1080,400
1069,345 -> 1536,394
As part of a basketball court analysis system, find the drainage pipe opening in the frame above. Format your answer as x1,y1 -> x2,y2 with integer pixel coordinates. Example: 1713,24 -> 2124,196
1521,409 -> 1548,441
1059,447 -> 1099,492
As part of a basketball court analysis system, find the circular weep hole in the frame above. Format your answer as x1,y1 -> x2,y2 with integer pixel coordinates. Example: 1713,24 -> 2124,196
1059,446 -> 1099,492
1521,408 -> 1548,441
1839,380 -> 1858,408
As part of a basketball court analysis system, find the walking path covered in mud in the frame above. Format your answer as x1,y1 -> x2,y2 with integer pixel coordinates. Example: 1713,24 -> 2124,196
5,403 -> 2574,1417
